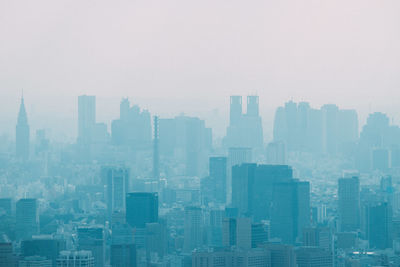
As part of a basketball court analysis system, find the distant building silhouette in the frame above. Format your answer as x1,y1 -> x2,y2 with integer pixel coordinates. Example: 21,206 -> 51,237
153,116 -> 160,180
16,96 -> 30,160
357,112 -> 400,171
111,98 -> 151,149
266,141 -> 286,165
273,101 -> 358,155
159,115 -> 212,176
225,96 -> 263,149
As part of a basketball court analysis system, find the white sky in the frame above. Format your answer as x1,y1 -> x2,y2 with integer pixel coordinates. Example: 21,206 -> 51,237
0,0 -> 400,141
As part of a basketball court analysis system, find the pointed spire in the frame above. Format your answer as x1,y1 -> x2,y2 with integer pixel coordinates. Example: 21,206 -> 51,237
17,93 -> 28,125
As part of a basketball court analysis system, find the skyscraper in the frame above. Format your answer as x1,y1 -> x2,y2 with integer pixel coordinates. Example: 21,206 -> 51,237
103,166 -> 129,218
209,157 -> 227,204
367,202 -> 392,249
270,180 -> 311,244
16,95 -> 30,160
246,95 -> 259,117
222,217 -> 251,250
126,193 -> 158,228
338,176 -> 360,232
158,115 -> 212,176
21,237 -> 66,267
226,95 -> 263,149
230,95 -> 242,125
183,206 -> 203,252
0,235 -> 17,267
16,198 -> 39,240
232,164 -> 294,221
153,116 -> 160,180
77,226 -> 105,267
111,98 -> 152,149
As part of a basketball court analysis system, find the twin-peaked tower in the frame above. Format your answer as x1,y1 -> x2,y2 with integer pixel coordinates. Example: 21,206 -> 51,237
225,95 -> 263,149
16,96 -> 30,160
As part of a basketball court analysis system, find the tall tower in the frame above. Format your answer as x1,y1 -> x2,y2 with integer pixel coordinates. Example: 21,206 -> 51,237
153,116 -> 160,180
230,96 -> 242,125
246,95 -> 259,116
338,176 -> 360,232
16,198 -> 39,241
16,95 -> 30,160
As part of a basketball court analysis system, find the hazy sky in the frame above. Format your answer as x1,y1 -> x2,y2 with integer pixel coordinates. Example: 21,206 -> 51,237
1,0 -> 400,141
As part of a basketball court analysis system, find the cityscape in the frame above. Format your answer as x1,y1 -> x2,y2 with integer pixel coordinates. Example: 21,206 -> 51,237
1,1 -> 400,266
1,94 -> 400,266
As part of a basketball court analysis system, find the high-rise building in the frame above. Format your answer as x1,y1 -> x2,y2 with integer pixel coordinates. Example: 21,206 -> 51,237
153,116 -> 160,180
227,147 -> 252,204
57,251 -> 95,267
145,220 -> 168,260
367,202 -> 392,249
109,221 -> 137,266
77,226 -> 105,267
16,198 -> 39,240
209,157 -> 227,204
103,166 -> 129,218
230,96 -> 242,125
251,222 -> 269,248
21,237 -> 66,267
270,180 -> 310,244
260,243 -> 296,267
372,148 -> 390,171
159,115 -> 212,176
232,164 -> 294,221
357,112 -> 400,171
338,176 -> 360,232
111,98 -> 151,149
110,244 -> 136,267
184,206 -> 203,252
0,235 -> 17,267
222,217 -> 251,250
302,226 -> 333,253
273,101 -> 358,155
225,96 -> 263,149
126,193 -> 158,228
16,96 -> 30,160
192,248 -> 272,267
295,247 -> 332,267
